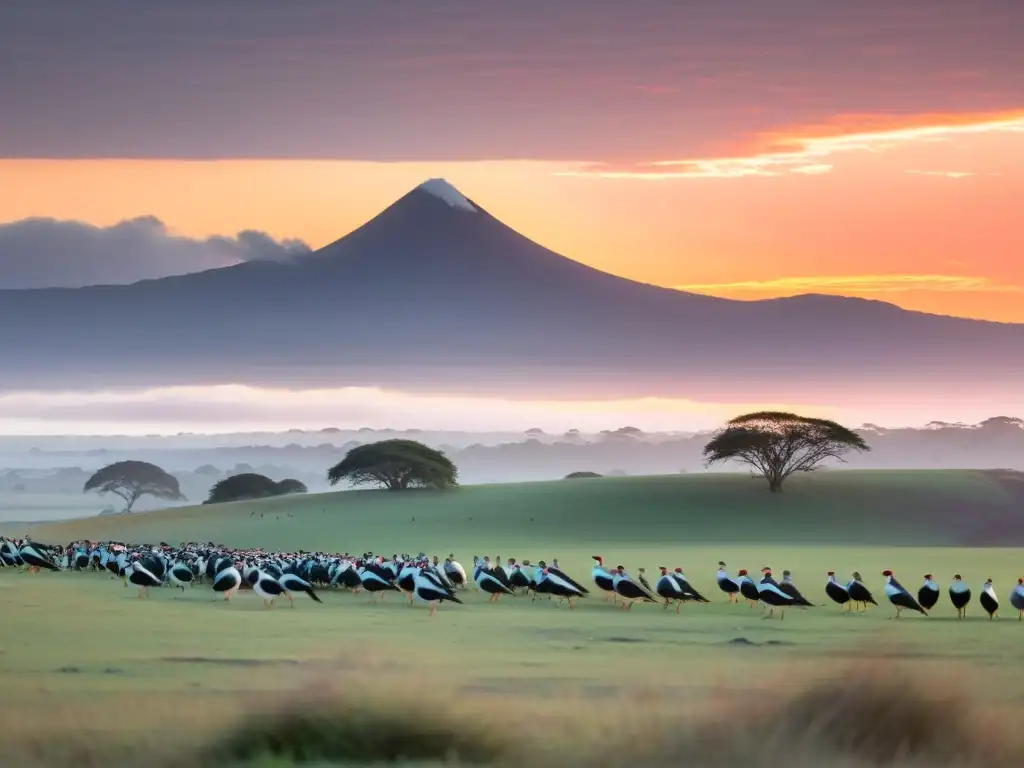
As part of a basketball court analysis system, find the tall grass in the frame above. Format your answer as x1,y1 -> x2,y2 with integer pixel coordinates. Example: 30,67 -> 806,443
5,657 -> 1021,767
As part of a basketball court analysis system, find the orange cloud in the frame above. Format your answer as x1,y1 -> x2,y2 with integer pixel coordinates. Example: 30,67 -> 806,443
904,169 -> 982,179
557,110 -> 1024,179
676,274 -> 1022,296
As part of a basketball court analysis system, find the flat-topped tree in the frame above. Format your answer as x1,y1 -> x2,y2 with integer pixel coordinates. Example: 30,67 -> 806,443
204,473 -> 307,504
703,411 -> 870,492
83,460 -> 185,512
327,439 -> 458,491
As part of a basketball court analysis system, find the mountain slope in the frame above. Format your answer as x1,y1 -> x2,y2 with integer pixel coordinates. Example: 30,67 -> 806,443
1,179 -> 1021,400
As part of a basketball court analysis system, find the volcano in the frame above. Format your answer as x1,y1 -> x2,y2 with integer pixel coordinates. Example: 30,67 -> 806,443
1,178 -> 1021,402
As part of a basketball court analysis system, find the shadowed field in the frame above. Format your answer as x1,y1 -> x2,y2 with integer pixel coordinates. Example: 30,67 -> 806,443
27,469 -> 1024,550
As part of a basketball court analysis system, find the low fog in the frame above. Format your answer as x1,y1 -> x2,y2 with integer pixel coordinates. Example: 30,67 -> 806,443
1,417 -> 1022,523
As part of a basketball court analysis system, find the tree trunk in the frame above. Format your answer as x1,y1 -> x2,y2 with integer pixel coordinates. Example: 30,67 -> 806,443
767,477 -> 784,492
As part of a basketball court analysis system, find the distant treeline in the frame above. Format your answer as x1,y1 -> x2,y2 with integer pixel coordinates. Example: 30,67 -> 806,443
2,417 -> 1022,499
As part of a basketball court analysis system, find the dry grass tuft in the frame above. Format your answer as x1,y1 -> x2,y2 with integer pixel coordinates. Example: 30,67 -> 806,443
6,659 -> 1024,767
191,683 -> 516,765
597,660 -> 1024,767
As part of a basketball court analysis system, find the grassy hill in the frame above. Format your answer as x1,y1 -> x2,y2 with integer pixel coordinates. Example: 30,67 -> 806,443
26,469 -> 1024,552
8,468 -> 1024,767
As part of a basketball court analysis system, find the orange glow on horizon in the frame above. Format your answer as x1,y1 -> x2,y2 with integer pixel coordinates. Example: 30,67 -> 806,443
1,110 -> 1022,323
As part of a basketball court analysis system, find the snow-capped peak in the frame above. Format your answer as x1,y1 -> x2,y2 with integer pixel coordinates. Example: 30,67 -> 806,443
416,178 -> 477,212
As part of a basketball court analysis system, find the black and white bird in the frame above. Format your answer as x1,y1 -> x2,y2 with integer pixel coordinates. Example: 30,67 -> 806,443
755,568 -> 800,619
656,566 -> 686,610
736,569 -> 760,607
670,568 -> 709,604
592,556 -> 616,601
979,578 -> 999,620
212,561 -> 243,601
413,563 -> 462,616
948,574 -> 971,618
359,558 -> 401,603
535,567 -> 587,609
278,573 -> 322,607
882,570 -> 927,618
777,570 -> 813,607
547,561 -> 588,596
0,538 -> 23,567
396,561 -> 419,603
611,566 -> 657,609
243,568 -> 283,609
443,554 -> 468,589
847,572 -> 878,611
169,561 -> 195,593
474,561 -> 516,603
1009,578 -> 1024,622
716,561 -> 741,603
125,558 -> 162,599
917,574 -> 939,611
507,561 -> 531,591
18,540 -> 60,573
825,572 -> 851,610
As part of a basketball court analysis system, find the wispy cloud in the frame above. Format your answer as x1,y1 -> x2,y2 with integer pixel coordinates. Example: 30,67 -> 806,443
790,164 -> 833,175
904,169 -> 977,178
558,111 -> 1024,180
676,274 -> 1023,295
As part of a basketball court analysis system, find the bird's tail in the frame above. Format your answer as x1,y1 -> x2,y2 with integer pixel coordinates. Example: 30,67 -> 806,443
447,593 -> 464,604
306,587 -> 323,603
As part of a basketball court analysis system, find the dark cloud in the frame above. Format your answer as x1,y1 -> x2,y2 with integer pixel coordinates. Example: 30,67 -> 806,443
0,217 -> 311,288
1,1 -> 1022,161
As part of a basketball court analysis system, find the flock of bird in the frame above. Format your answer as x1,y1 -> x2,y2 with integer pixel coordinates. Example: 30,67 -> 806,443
4,536 -> 1024,621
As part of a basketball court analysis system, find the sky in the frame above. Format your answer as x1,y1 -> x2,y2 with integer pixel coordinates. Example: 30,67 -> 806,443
1,1 -> 1022,434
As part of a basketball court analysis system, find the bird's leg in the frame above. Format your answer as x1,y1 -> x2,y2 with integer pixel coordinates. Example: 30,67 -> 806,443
675,601 -> 682,614
288,594 -> 295,608
568,598 -> 575,610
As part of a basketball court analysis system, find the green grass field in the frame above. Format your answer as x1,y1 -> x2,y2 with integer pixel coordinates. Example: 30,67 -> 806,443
5,470 -> 1024,766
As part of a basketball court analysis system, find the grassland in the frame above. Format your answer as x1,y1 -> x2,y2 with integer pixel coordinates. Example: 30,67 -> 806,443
5,470 -> 1024,766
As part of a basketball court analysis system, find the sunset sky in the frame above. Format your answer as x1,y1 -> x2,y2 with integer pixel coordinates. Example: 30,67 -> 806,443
1,1 -> 1021,433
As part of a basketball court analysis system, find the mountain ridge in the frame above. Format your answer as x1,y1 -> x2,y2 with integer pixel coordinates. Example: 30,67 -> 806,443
1,180 -> 1021,399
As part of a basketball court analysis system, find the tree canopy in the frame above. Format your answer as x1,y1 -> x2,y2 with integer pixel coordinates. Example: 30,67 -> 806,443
702,411 -> 870,492
83,460 -> 185,512
326,439 -> 458,491
204,473 -> 308,504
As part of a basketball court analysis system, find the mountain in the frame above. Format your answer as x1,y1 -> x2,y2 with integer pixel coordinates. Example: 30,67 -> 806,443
2,178 -> 1021,402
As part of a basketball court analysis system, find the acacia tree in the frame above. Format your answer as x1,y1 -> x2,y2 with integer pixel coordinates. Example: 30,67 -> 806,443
83,460 -> 185,512
204,473 -> 308,504
702,411 -> 869,492
274,478 -> 308,495
327,439 -> 458,491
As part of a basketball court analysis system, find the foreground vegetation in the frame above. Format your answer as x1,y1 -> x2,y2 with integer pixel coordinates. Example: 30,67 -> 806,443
4,569 -> 1024,767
